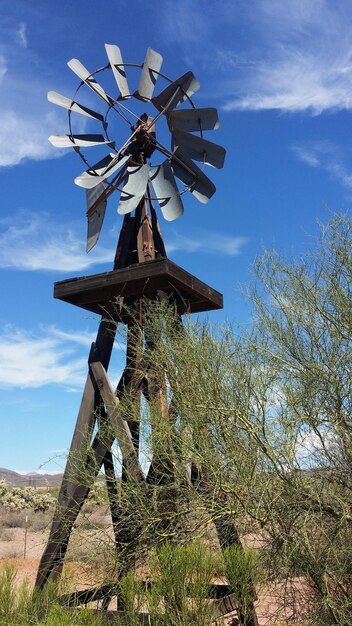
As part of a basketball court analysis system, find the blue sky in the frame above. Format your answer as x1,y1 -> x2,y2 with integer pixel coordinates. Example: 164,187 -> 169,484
1,0 -> 351,472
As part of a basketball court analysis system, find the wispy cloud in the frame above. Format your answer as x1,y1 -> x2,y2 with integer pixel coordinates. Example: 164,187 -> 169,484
48,327 -> 126,351
222,0 -> 352,114
0,212 -> 113,272
46,327 -> 95,349
0,212 -> 247,272
0,107 -> 63,167
167,231 -> 248,256
159,0 -> 352,115
17,22 -> 27,48
0,55 -> 7,82
292,141 -> 352,190
0,19 -> 71,166
160,0 -> 210,44
0,323 -> 124,390
0,325 -> 86,390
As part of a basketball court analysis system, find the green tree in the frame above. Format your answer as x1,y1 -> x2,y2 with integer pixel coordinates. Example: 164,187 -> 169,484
138,213 -> 352,625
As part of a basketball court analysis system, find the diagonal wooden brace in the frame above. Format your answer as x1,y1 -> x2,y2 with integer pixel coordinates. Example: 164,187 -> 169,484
90,361 -> 147,488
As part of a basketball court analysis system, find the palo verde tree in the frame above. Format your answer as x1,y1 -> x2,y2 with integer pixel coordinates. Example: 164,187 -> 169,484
134,212 -> 351,625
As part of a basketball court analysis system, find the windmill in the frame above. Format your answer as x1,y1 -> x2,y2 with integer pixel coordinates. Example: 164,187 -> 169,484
36,45 -> 258,625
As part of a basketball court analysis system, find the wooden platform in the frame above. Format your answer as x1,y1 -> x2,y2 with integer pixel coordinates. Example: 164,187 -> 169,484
54,257 -> 223,316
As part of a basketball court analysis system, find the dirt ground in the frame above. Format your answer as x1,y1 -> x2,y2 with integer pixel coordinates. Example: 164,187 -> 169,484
0,507 -> 314,625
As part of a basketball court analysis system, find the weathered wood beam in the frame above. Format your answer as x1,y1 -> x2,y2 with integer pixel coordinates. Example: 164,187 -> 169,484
60,580 -> 233,607
90,361 -> 146,487
36,364 -> 146,589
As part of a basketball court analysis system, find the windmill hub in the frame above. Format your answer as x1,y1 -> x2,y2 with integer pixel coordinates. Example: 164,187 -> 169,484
127,114 -> 156,162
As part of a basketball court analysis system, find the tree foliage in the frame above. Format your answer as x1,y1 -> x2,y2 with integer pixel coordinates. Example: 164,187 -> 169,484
129,213 -> 352,625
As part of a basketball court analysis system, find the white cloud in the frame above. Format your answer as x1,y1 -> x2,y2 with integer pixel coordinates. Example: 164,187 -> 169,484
0,326 -> 86,390
0,323 -> 124,390
0,55 -> 7,82
0,212 -> 247,272
17,22 -> 27,49
159,0 -> 209,44
0,109 -> 62,167
0,20 -> 80,166
222,0 -> 352,114
292,141 -> 352,190
160,0 -> 352,115
48,327 -> 126,352
0,212 -> 113,272
295,427 -> 335,466
47,327 -> 96,349
167,232 -> 248,256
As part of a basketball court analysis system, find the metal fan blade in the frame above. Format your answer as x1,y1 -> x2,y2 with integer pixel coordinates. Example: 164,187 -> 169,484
172,129 -> 225,169
135,48 -> 163,101
149,161 -> 184,221
167,108 -> 219,132
105,44 -> 130,99
152,71 -> 200,112
117,164 -> 150,214
47,91 -> 104,122
170,147 -> 215,204
86,183 -> 107,252
48,134 -> 114,148
75,154 -> 129,189
68,59 -> 113,105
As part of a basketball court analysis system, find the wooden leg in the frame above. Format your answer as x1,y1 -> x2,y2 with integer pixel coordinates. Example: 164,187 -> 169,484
210,500 -> 259,626
35,363 -> 139,589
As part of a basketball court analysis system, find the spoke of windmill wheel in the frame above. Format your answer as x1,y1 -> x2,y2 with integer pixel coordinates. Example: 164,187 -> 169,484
152,71 -> 200,112
47,91 -> 105,122
48,134 -> 115,148
171,147 -> 216,204
117,164 -> 150,214
167,108 -> 220,132
149,161 -> 184,221
172,129 -> 226,169
86,183 -> 107,252
152,136 -> 202,181
135,47 -> 163,101
113,88 -> 179,161
105,44 -> 130,99
68,59 -> 114,105
75,154 -> 129,189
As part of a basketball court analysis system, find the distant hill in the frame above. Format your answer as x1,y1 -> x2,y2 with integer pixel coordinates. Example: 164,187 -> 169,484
0,467 -> 63,487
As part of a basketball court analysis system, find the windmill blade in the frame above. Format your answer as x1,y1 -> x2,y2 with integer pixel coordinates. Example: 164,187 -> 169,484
105,44 -> 130,99
152,71 -> 200,112
149,161 -> 184,221
86,184 -> 107,252
48,134 -> 114,148
167,108 -> 219,132
172,129 -> 225,169
47,91 -> 104,122
135,48 -> 163,101
68,59 -> 113,105
75,154 -> 129,189
117,164 -> 150,215
170,147 -> 215,204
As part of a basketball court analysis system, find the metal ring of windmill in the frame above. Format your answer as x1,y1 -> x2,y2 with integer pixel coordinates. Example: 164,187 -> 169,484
48,45 -> 225,251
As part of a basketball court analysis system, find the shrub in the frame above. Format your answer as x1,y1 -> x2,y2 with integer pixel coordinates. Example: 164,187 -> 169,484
0,487 -> 55,512
0,564 -> 104,625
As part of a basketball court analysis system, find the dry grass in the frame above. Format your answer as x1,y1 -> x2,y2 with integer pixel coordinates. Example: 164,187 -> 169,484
0,511 -> 27,528
0,508 -> 53,532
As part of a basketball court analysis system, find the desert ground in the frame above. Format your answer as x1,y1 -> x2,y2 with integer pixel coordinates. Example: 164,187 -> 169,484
0,503 -> 314,625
